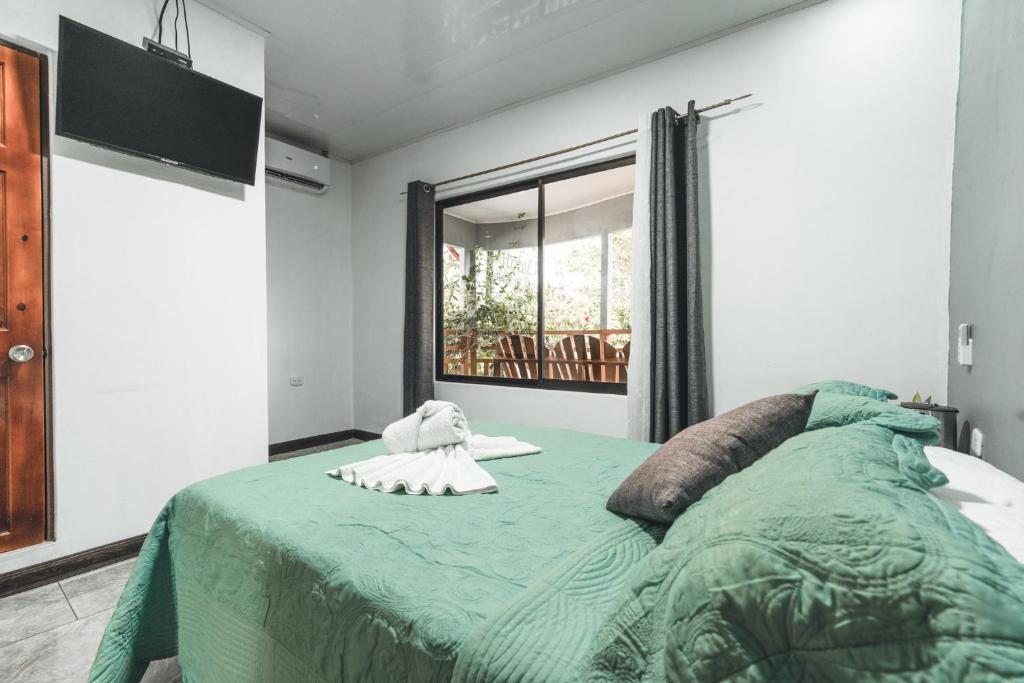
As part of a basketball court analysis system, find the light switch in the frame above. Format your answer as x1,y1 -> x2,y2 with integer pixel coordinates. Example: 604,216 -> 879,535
289,375 -> 304,387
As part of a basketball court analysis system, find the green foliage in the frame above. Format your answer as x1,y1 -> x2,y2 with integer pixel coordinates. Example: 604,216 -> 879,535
444,245 -> 536,354
609,228 -> 632,330
544,237 -> 601,331
544,229 -> 632,335
442,226 -> 634,365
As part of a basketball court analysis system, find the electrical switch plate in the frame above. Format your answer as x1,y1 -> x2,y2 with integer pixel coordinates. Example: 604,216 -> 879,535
289,375 -> 304,387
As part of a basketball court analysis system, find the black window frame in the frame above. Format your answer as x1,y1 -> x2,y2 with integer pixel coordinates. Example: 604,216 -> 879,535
434,154 -> 636,395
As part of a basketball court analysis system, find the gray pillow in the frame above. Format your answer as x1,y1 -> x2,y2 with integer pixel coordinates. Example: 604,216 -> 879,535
607,392 -> 817,523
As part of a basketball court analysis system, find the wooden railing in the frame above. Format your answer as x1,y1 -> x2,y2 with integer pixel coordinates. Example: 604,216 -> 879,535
443,328 -> 631,383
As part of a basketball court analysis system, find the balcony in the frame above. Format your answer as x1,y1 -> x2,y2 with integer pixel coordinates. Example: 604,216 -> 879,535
444,328 -> 630,384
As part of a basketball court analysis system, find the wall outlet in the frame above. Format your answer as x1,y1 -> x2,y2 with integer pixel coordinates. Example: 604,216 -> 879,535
970,428 -> 984,458
289,375 -> 304,387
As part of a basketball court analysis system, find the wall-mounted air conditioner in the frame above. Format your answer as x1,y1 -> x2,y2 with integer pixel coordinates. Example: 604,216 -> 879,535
265,138 -> 330,193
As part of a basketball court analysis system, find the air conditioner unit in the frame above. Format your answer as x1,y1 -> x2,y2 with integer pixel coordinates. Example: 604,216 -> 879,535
265,138 -> 330,193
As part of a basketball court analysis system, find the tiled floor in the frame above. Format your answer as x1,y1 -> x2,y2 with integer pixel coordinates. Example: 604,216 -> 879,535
0,438 -> 361,681
0,559 -> 181,682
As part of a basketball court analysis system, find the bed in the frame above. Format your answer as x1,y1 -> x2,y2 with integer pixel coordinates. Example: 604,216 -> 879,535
90,400 -> 1024,682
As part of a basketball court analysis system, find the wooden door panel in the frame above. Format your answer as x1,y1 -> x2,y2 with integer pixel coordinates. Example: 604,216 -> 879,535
0,43 -> 46,553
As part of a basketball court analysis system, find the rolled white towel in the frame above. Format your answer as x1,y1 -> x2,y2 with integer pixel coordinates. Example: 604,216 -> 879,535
417,401 -> 470,451
381,413 -> 422,454
334,402 -> 540,496
382,400 -> 470,454
326,444 -> 497,495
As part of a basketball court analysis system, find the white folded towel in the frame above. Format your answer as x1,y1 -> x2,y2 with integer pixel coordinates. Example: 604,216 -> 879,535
468,434 -> 542,461
382,400 -> 471,454
329,402 -> 542,496
326,444 -> 497,495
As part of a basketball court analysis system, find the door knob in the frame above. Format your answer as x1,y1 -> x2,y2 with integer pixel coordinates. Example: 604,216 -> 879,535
8,345 -> 34,362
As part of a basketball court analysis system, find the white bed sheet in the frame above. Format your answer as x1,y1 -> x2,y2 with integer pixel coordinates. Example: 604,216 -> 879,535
925,446 -> 1024,562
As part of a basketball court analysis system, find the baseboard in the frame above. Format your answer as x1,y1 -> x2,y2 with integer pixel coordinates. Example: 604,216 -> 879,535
4,431 -> 387,598
269,428 -> 382,456
0,534 -> 146,599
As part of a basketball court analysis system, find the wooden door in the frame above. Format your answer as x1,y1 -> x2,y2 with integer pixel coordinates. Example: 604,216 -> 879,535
0,43 -> 47,553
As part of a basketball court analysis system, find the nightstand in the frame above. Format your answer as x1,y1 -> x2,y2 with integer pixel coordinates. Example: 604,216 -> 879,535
900,402 -> 958,450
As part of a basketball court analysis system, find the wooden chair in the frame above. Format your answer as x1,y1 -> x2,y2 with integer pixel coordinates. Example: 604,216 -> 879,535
620,341 -> 630,383
444,329 -> 479,376
494,334 -> 540,379
547,334 -> 625,383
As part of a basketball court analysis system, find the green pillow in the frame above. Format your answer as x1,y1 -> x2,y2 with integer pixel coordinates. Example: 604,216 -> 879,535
795,379 -> 897,402
806,392 -> 940,445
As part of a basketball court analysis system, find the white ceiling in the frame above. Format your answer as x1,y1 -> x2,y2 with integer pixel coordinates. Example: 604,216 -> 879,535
448,162 -> 636,223
206,0 -> 811,161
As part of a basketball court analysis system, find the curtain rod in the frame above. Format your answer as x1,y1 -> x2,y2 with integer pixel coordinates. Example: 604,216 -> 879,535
425,93 -> 752,190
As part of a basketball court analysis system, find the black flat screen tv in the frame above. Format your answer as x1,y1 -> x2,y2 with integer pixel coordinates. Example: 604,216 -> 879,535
56,16 -> 263,185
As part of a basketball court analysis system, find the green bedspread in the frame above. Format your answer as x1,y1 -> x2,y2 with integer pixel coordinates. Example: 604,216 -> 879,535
89,422 -> 662,683
91,407 -> 1024,682
574,425 -> 1024,681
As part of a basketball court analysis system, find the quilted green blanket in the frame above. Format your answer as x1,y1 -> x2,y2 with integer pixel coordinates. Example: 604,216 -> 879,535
577,413 -> 1024,681
89,422 -> 662,682
91,405 -> 1024,682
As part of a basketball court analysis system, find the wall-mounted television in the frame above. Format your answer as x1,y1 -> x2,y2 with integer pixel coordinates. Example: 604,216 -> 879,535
56,16 -> 263,185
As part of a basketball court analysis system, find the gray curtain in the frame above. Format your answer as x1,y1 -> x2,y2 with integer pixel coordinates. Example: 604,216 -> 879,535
649,102 -> 709,442
403,180 -> 435,415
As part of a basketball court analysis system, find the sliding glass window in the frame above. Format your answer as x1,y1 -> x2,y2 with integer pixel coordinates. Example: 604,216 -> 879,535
436,157 -> 635,394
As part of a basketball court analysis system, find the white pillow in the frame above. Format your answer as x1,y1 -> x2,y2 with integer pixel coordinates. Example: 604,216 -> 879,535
924,446 -> 1024,509
940,501 -> 1024,563
924,446 -> 1024,563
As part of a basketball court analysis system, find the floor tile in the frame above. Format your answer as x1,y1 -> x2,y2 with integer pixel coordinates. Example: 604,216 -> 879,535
0,607 -> 112,682
59,559 -> 135,619
0,583 -> 76,648
65,579 -> 129,620
315,438 -> 362,453
140,656 -> 182,683
59,559 -> 136,600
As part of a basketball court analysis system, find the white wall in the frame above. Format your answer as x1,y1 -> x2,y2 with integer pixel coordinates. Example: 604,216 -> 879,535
351,0 -> 961,435
266,160 -> 354,444
437,383 -> 627,438
0,0 -> 267,572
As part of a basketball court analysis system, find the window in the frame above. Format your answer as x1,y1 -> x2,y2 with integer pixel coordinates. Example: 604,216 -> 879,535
436,157 -> 635,393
